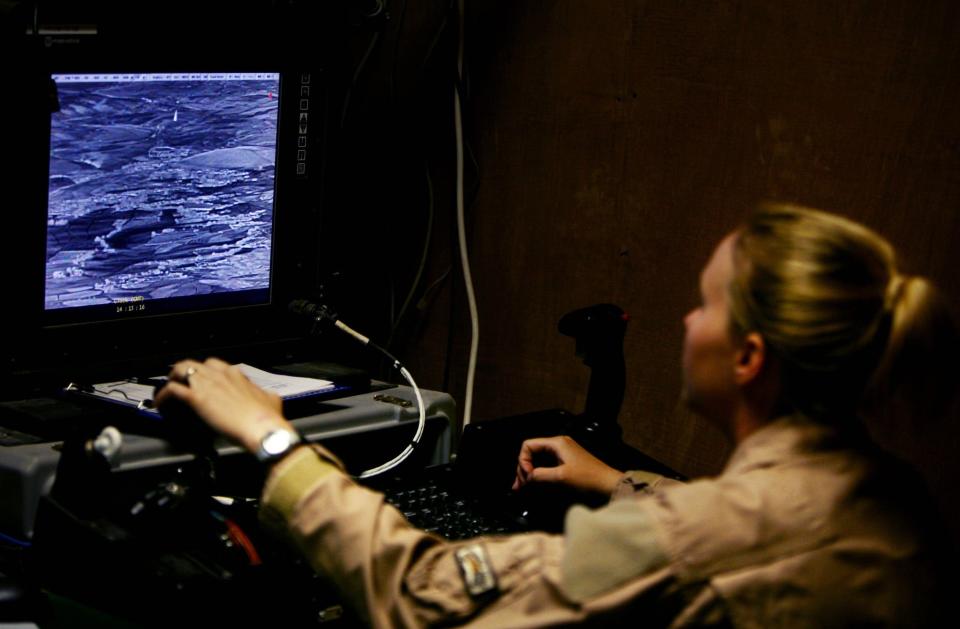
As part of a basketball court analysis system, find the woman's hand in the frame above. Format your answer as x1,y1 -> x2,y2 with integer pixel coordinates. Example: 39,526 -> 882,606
154,358 -> 294,455
512,435 -> 623,497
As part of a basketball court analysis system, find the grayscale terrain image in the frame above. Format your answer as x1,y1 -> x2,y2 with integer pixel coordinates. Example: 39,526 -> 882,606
45,75 -> 279,311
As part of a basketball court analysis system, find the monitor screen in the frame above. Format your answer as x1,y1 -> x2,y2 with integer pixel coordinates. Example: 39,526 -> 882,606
44,72 -> 282,326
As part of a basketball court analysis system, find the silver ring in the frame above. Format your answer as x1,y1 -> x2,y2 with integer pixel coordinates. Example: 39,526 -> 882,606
184,366 -> 198,384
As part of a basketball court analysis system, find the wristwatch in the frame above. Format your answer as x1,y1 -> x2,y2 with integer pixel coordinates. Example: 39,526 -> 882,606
255,428 -> 303,464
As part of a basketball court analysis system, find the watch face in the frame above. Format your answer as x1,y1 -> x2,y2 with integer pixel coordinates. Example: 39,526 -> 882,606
262,430 -> 294,456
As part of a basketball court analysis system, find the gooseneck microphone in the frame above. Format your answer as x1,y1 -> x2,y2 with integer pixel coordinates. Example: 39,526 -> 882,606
289,299 -> 384,357
288,298 -> 335,321
287,299 -> 425,479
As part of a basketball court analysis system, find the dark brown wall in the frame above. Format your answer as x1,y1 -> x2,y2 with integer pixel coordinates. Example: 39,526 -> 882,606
401,0 -> 960,537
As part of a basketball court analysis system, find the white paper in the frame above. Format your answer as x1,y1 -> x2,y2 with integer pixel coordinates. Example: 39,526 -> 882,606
235,363 -> 334,399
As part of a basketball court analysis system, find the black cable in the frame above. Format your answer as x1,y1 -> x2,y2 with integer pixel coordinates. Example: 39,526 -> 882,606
388,159 -> 435,351
340,30 -> 382,128
389,0 -> 410,107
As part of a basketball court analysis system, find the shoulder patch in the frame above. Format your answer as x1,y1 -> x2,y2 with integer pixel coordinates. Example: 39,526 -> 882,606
455,543 -> 499,599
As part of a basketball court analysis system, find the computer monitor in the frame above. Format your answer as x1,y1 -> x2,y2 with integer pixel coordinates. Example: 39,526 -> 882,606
44,71 -> 281,326
0,59 -> 330,393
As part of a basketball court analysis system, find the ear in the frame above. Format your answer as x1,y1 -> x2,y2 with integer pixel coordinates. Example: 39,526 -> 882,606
734,331 -> 767,385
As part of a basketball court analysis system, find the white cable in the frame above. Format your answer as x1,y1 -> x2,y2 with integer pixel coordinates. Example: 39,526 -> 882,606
454,0 -> 479,428
326,314 -> 426,479
357,365 -> 426,478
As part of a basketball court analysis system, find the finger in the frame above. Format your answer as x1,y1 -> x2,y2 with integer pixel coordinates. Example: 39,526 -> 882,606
225,362 -> 257,387
165,361 -> 183,380
516,447 -> 532,473
203,357 -> 233,372
513,461 -> 530,490
528,465 -> 564,485
168,359 -> 203,384
517,438 -> 556,463
521,437 -> 562,453
153,379 -> 192,406
169,359 -> 200,376
513,469 -> 530,491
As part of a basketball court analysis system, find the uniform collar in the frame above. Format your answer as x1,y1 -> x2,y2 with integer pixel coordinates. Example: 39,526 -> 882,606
721,413 -> 857,476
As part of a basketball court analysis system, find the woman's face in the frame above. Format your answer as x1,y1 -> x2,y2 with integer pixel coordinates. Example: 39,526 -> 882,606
681,234 -> 741,423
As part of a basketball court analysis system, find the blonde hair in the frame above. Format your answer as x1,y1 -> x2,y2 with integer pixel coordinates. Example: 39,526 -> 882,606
729,203 -> 958,421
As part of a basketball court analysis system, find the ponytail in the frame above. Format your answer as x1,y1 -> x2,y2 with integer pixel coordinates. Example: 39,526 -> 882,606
863,275 -> 960,425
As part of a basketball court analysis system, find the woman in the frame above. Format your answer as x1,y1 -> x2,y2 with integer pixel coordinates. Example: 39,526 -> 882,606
156,205 -> 953,626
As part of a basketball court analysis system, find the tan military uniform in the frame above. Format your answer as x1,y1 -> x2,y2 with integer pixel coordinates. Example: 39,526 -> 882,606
259,415 -> 943,627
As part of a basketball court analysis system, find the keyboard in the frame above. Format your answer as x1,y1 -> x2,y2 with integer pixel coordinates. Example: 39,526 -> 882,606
376,465 -> 528,540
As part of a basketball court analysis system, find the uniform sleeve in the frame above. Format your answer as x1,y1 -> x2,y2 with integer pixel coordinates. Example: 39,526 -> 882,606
258,445 -> 593,627
611,470 -> 686,501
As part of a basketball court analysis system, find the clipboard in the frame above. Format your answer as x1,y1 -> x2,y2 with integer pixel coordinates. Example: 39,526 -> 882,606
64,363 -> 336,416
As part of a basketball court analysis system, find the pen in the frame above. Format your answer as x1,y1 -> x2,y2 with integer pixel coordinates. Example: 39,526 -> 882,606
129,377 -> 169,389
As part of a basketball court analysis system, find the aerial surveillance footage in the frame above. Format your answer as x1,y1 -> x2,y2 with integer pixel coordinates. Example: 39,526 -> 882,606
44,73 -> 280,314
